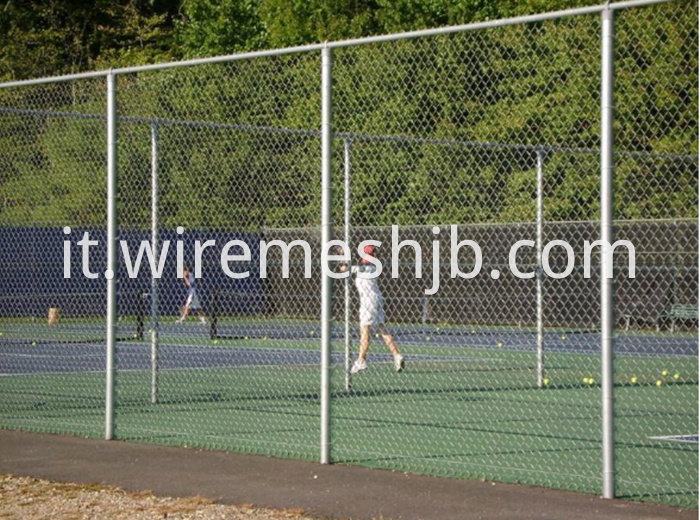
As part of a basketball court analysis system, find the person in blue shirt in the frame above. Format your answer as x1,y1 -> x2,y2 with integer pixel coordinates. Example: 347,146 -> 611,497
177,265 -> 207,325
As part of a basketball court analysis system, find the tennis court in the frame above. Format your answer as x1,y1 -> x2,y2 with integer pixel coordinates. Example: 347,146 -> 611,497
1,316 -> 696,506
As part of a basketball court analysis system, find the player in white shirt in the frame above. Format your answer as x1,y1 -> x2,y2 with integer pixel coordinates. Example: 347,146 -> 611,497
344,244 -> 404,374
177,266 -> 207,325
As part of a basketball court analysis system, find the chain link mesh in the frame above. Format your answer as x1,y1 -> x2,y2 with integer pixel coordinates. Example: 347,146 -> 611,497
0,79 -> 110,437
610,1 -> 699,503
0,0 -> 697,508
111,55 -> 323,459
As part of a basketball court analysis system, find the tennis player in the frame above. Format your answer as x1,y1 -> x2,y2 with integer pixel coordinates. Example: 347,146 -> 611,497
346,244 -> 404,374
177,265 -> 207,325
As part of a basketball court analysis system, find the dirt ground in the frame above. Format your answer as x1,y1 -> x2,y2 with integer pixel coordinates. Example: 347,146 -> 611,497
0,475 -> 320,520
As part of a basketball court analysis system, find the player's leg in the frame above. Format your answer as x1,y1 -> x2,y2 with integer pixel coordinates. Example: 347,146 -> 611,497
378,323 -> 404,372
178,303 -> 191,323
350,324 -> 371,373
359,324 -> 371,360
377,323 -> 399,356
189,294 -> 206,324
178,294 -> 194,323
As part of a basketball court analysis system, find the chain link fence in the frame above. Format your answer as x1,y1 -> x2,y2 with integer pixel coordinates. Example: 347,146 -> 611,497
0,0 -> 697,508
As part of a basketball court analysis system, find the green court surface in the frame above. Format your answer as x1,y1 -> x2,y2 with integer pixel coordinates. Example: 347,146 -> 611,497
0,328 -> 696,508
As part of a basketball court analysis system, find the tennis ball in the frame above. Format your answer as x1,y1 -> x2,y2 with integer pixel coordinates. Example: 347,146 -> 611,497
655,379 -> 664,387
263,336 -> 269,341
132,333 -> 139,338
244,336 -> 250,340
0,332 -> 4,336
629,376 -> 638,385
426,336 -> 431,341
497,341 -> 503,347
213,340 -> 219,345
375,333 -> 381,338
673,373 -> 680,381
309,330 -> 316,336
587,377 -> 595,385
31,342 -> 37,346
661,369 -> 669,377
583,377 -> 589,384
560,335 -> 567,341
543,377 -> 551,386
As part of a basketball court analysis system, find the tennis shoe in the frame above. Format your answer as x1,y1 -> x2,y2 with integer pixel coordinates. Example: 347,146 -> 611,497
350,359 -> 367,374
394,354 -> 405,372
176,317 -> 185,324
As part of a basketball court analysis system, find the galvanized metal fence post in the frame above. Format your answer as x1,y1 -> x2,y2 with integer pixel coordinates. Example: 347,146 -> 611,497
105,71 -> 118,440
536,150 -> 545,388
600,5 -> 616,500
151,122 -> 160,404
320,44 -> 333,464
344,138 -> 352,393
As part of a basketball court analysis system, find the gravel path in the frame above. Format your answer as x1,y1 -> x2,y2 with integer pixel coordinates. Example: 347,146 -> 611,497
0,475 -> 320,520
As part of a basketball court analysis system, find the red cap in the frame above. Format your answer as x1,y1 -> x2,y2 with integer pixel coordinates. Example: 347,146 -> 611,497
361,244 -> 376,263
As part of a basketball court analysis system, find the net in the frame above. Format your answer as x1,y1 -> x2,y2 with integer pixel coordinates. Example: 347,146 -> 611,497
210,288 -> 318,340
0,291 -> 145,345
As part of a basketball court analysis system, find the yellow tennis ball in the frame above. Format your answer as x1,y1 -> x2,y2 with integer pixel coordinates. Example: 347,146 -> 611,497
31,341 -> 37,346
588,377 -> 595,385
629,376 -> 638,385
426,336 -> 431,341
543,377 -> 551,386
560,335 -> 566,341
583,377 -> 590,385
673,373 -> 680,381
655,379 -> 664,387
213,340 -> 219,345
497,341 -> 503,347
661,370 -> 669,377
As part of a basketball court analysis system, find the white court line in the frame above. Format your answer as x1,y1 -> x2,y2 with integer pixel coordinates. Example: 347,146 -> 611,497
649,434 -> 698,443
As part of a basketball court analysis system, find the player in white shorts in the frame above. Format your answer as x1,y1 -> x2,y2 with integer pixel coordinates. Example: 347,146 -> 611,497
344,244 -> 404,374
177,266 -> 207,325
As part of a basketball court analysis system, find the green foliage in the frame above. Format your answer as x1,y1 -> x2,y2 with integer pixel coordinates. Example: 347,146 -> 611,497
0,0 -> 179,82
0,0 -> 697,229
176,0 -> 266,57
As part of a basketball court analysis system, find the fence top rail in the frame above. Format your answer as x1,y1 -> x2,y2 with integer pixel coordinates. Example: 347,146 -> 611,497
0,0 -> 680,89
